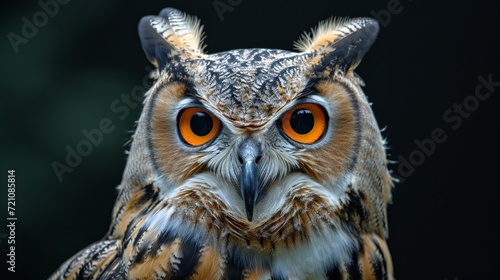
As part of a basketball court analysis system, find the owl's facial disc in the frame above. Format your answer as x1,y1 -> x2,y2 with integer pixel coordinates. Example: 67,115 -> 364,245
237,137 -> 262,221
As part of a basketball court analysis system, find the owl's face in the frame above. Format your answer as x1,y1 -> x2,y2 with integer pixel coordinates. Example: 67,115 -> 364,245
148,49 -> 363,223
116,7 -> 391,272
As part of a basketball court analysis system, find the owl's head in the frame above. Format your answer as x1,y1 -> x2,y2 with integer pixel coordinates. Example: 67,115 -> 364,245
120,8 -> 391,256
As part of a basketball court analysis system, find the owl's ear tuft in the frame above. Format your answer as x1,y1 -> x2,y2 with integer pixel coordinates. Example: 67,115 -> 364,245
139,8 -> 206,69
295,17 -> 379,76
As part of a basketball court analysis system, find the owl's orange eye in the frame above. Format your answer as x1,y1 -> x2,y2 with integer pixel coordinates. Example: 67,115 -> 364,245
281,103 -> 327,144
178,108 -> 221,146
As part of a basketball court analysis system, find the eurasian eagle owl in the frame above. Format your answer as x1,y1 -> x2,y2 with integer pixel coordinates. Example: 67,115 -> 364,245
50,7 -> 393,280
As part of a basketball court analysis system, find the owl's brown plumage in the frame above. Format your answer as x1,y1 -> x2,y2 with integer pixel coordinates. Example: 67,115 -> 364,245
50,7 -> 394,280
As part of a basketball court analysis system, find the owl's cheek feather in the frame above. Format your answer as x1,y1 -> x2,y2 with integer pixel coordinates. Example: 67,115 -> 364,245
289,81 -> 360,185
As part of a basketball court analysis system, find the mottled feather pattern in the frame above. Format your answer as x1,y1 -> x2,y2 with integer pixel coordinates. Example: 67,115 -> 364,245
50,7 -> 393,280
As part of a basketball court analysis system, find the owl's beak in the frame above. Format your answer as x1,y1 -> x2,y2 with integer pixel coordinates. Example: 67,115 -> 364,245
238,138 -> 262,222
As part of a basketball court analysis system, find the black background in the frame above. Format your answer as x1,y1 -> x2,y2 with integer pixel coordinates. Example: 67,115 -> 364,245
1,0 -> 499,279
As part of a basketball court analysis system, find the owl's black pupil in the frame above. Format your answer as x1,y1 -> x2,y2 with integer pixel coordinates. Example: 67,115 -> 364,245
190,112 -> 213,136
290,109 -> 314,134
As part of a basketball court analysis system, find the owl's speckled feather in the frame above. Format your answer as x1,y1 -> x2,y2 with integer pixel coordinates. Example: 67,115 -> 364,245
50,7 -> 393,280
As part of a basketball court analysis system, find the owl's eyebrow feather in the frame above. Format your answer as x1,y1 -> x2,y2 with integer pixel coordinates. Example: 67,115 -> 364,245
296,78 -> 321,99
182,82 -> 197,97
183,90 -> 199,101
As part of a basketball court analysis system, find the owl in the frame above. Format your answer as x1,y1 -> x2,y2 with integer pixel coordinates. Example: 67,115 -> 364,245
50,7 -> 393,280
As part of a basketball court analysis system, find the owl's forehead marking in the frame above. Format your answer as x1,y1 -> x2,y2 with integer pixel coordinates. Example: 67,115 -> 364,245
187,49 -> 310,128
